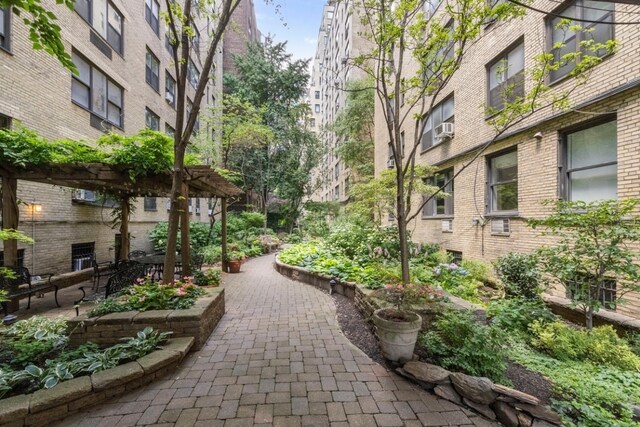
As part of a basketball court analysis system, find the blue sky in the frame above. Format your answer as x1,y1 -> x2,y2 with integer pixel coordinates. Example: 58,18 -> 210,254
254,0 -> 326,63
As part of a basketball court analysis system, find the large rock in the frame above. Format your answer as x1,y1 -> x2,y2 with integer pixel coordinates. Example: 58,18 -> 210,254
434,384 -> 462,404
517,411 -> 533,427
463,397 -> 496,420
514,403 -> 562,425
532,420 -> 558,427
491,401 -> 519,427
633,405 -> 640,422
403,361 -> 451,384
450,372 -> 496,405
492,384 -> 540,405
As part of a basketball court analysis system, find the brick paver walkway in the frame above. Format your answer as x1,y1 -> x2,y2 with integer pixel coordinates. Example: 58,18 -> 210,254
57,254 -> 493,427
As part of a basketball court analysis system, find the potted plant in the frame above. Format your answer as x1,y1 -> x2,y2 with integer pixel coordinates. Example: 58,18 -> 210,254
226,250 -> 246,273
372,283 -> 439,363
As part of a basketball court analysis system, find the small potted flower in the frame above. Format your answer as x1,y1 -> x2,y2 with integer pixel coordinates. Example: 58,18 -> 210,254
372,283 -> 440,363
226,250 -> 246,273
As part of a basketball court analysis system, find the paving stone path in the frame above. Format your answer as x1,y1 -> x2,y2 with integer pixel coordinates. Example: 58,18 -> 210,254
57,254 -> 494,427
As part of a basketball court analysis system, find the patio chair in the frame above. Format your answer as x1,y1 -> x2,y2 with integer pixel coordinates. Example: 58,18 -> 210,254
91,254 -> 117,290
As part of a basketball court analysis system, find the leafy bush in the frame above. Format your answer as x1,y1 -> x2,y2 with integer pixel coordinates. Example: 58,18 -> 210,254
530,321 -> 640,371
493,252 -> 545,299
509,341 -> 640,427
432,263 -> 482,304
487,298 -> 556,337
148,221 -> 212,253
194,268 -> 221,287
201,245 -> 222,264
3,317 -> 70,364
419,310 -> 508,382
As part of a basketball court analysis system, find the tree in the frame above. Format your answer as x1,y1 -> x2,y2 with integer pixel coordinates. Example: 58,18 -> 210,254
530,199 -> 640,330
162,0 -> 244,280
224,39 -> 319,231
0,0 -> 76,70
331,77 -> 376,182
352,0 -> 615,284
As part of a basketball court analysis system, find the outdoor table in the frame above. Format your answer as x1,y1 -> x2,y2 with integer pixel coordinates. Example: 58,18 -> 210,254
135,255 -> 181,282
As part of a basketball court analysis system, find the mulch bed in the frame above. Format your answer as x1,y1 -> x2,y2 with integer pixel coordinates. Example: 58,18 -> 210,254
331,291 -> 555,405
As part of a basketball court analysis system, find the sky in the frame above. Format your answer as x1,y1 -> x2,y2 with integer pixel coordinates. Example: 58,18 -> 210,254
254,0 -> 326,64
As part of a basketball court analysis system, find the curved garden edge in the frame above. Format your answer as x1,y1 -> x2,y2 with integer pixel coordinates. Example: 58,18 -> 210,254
0,337 -> 194,427
273,257 -> 563,427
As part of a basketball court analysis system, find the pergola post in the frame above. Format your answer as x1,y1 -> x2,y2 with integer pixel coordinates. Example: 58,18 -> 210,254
180,182 -> 191,277
119,196 -> 130,262
221,197 -> 228,273
2,177 -> 20,312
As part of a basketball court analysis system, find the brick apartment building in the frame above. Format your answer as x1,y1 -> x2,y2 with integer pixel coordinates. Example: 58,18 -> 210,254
222,0 -> 260,79
371,0 -> 640,318
0,0 -> 224,275
309,0 -> 370,203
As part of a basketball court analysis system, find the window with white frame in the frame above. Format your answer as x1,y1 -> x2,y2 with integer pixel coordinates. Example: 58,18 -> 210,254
547,0 -> 613,82
488,41 -> 524,112
72,52 -> 123,127
487,149 -> 518,213
187,60 -> 200,89
75,0 -> 123,54
145,0 -> 160,35
145,108 -> 160,131
421,96 -> 454,151
562,120 -> 617,202
146,49 -> 160,91
423,169 -> 454,217
0,6 -> 10,51
165,71 -> 176,107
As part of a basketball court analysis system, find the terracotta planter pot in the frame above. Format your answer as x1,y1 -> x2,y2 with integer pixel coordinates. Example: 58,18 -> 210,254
372,308 -> 422,363
228,260 -> 242,273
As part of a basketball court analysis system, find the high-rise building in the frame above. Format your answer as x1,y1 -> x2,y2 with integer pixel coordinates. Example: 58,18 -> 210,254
0,1 -> 223,274
222,0 -> 261,79
308,0 -> 370,204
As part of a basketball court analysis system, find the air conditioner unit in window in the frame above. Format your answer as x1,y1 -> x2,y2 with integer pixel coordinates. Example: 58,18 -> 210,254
195,208 -> 201,215
491,218 -> 511,234
72,189 -> 97,202
441,219 -> 453,232
188,205 -> 193,213
434,122 -> 454,141
387,158 -> 395,169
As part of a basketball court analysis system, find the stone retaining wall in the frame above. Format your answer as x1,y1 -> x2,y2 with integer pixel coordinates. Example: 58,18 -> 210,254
68,287 -> 225,350
399,361 -> 562,427
0,337 -> 193,427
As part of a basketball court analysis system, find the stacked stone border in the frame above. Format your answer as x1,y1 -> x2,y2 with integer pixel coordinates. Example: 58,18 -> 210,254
399,361 -> 561,427
274,258 -> 563,427
0,337 -> 194,427
68,287 -> 225,351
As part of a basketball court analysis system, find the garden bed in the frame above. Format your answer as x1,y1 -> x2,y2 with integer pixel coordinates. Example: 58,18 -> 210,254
68,287 -> 225,351
0,337 -> 193,427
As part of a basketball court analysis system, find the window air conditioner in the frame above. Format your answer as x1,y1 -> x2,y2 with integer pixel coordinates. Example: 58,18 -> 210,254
441,219 -> 453,232
387,158 -> 395,169
195,208 -> 201,214
434,122 -> 455,140
491,218 -> 511,234
73,189 -> 97,202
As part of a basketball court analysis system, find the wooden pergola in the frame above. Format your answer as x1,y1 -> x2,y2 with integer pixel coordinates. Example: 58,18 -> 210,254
0,162 -> 242,278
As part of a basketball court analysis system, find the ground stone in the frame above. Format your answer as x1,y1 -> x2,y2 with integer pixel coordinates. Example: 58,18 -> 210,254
514,403 -> 562,425
434,384 -> 462,404
462,398 -> 496,420
517,411 -> 534,427
403,361 -> 451,384
492,384 -> 540,406
451,373 -> 496,405
491,401 -> 519,427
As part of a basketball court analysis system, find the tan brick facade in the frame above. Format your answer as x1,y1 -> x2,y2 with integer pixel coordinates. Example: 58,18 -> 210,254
0,0 -> 223,273
371,1 -> 640,317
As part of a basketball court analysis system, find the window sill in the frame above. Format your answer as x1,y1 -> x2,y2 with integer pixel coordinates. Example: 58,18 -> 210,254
144,209 -> 158,212
421,215 -> 454,220
72,101 -> 124,131
484,211 -> 519,219
0,45 -> 12,55
420,141 -> 446,156
491,232 -> 512,237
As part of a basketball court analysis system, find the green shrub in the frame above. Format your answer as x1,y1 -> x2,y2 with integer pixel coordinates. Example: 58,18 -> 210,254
201,245 -> 222,264
419,310 -> 508,382
493,252 -> 545,299
194,268 -> 221,287
239,211 -> 266,229
148,221 -> 212,253
487,298 -> 556,337
459,259 -> 493,284
432,263 -> 482,304
530,321 -> 640,371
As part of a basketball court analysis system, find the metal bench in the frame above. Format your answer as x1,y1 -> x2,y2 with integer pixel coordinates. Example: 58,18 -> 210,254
0,267 -> 58,315
75,261 -> 146,314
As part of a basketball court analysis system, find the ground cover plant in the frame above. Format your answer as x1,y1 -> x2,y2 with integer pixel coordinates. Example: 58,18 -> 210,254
0,317 -> 168,399
88,276 -> 204,317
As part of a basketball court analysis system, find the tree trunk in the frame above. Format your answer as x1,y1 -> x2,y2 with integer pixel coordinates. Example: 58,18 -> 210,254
180,182 -> 191,278
396,169 -> 410,284
2,177 -> 20,312
119,197 -> 130,262
221,197 -> 228,273
586,305 -> 594,331
164,157 -> 185,283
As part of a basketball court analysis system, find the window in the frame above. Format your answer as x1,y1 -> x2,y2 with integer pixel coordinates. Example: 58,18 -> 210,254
0,6 -> 10,51
423,169 -> 454,217
487,149 -> 518,212
447,250 -> 463,264
315,104 -> 320,113
315,91 -> 320,99
192,27 -> 200,54
310,118 -> 316,128
165,33 -> 175,56
75,0 -> 123,54
144,197 -> 157,211
424,0 -> 442,17
0,113 -> 10,129
146,49 -> 160,91
72,52 -> 123,127
334,184 -> 340,200
334,163 -> 340,180
548,0 -> 613,82
165,71 -> 176,107
165,123 -> 175,138
561,120 -> 617,202
145,108 -> 160,130
421,96 -> 454,150
488,41 -> 524,112
145,0 -> 160,35
187,60 -> 200,89
566,276 -> 617,310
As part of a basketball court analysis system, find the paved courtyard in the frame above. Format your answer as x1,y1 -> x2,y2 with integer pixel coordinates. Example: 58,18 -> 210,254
56,254 -> 493,427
